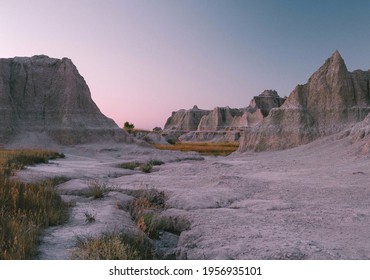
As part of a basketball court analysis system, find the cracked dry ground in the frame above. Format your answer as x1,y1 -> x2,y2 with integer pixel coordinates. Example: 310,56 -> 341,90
17,140 -> 370,260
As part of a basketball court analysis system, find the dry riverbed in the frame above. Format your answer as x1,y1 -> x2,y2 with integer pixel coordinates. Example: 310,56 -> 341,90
15,137 -> 370,260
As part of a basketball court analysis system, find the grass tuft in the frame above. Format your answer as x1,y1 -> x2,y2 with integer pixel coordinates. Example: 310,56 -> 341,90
71,232 -> 153,260
86,179 -> 111,199
140,163 -> 153,173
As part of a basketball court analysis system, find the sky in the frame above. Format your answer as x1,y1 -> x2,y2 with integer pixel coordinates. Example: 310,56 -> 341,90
1,0 -> 370,130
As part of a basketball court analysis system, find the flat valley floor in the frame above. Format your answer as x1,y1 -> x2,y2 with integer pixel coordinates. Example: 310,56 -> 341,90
16,135 -> 370,260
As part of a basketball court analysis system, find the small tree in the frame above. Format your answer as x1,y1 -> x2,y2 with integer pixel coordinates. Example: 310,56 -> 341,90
123,121 -> 135,133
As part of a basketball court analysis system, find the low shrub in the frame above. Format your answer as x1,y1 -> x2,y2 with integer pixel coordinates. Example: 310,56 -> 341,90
140,163 -> 153,173
118,162 -> 141,170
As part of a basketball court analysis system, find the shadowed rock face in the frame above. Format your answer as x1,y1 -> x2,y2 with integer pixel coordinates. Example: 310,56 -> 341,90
0,55 -> 130,146
250,90 -> 286,117
238,51 -> 370,152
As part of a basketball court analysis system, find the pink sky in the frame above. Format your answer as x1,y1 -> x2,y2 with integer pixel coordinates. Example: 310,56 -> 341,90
1,1 -> 370,130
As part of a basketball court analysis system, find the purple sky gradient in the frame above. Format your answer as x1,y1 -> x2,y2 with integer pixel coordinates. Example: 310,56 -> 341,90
1,0 -> 370,129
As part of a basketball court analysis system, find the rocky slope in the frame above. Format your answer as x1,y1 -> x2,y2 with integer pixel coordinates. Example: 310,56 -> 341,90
0,55 -> 130,146
238,51 -> 370,152
345,112 -> 370,154
163,90 -> 285,142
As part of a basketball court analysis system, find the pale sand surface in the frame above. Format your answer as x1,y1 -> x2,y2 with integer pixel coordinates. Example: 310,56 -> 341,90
15,137 -> 370,259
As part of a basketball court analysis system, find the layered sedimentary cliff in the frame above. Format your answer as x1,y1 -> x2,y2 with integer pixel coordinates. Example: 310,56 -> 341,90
0,55 -> 130,146
164,105 -> 211,132
238,51 -> 370,152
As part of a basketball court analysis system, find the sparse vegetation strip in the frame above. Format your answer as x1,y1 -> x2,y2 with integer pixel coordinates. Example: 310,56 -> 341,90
72,187 -> 190,260
118,161 -> 141,170
154,141 -> 239,156
0,149 -> 68,260
0,149 -> 65,177
125,188 -> 190,239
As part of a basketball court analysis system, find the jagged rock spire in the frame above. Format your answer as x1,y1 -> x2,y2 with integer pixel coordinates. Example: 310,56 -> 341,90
327,49 -> 347,72
238,51 -> 370,152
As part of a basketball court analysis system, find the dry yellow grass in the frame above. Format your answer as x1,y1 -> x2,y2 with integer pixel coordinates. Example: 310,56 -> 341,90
0,149 -> 64,176
154,142 -> 239,156
0,149 -> 68,259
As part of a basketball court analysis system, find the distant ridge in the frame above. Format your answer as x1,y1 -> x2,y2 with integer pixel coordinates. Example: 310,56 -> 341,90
162,90 -> 285,142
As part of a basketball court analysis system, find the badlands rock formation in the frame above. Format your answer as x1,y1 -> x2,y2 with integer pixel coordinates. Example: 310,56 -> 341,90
197,106 -> 246,131
250,90 -> 286,117
164,105 -> 211,132
163,90 -> 285,142
0,55 -> 129,146
238,51 -> 370,152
